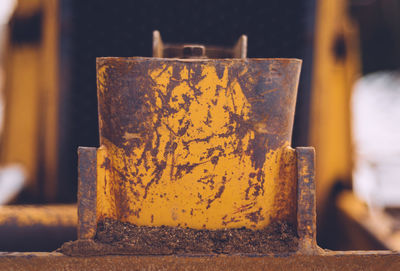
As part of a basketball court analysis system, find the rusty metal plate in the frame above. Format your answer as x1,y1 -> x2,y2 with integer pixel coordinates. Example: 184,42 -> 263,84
95,57 -> 301,230
77,147 -> 97,239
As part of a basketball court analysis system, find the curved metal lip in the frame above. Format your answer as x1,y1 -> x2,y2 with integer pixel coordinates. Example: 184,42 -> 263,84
97,56 -> 302,63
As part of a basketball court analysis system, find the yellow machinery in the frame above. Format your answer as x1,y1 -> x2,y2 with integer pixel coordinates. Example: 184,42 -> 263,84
0,0 -> 399,268
0,28 -> 399,271
95,47 -> 301,230
310,0 -> 360,223
0,0 -> 59,201
59,31 -> 320,256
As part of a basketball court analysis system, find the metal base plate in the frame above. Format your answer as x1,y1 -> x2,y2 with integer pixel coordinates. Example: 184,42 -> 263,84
1,251 -> 399,270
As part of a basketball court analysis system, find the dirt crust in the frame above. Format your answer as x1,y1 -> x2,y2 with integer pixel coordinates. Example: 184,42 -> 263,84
59,218 -> 298,256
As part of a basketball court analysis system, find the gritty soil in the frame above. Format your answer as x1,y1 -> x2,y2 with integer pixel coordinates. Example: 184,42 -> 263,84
59,218 -> 298,256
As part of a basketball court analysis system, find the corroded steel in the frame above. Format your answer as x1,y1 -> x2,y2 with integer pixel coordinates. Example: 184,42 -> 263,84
1,251 -> 400,271
77,147 -> 97,239
296,147 -> 317,253
72,32 -> 320,256
94,57 -> 302,230
49,33 -> 399,264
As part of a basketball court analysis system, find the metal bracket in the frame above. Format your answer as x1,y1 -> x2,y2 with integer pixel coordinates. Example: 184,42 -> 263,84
296,147 -> 318,254
152,30 -> 247,59
77,147 -> 97,240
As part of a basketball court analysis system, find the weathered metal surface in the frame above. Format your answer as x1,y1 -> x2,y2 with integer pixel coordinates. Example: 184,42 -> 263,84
77,147 -> 97,239
296,147 -> 317,253
95,57 -> 301,230
0,205 -> 76,251
1,251 -> 400,271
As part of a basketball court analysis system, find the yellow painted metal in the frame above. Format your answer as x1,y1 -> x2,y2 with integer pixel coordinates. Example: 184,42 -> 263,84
95,59 -> 300,230
97,145 -> 116,221
97,146 -> 296,230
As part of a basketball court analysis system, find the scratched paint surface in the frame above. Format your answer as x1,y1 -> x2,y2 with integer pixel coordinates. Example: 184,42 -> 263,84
96,58 -> 301,229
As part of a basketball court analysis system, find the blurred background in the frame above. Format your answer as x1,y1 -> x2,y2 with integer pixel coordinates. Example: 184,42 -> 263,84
0,0 -> 400,252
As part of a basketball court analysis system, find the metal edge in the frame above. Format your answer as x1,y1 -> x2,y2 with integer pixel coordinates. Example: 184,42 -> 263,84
77,147 -> 97,239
